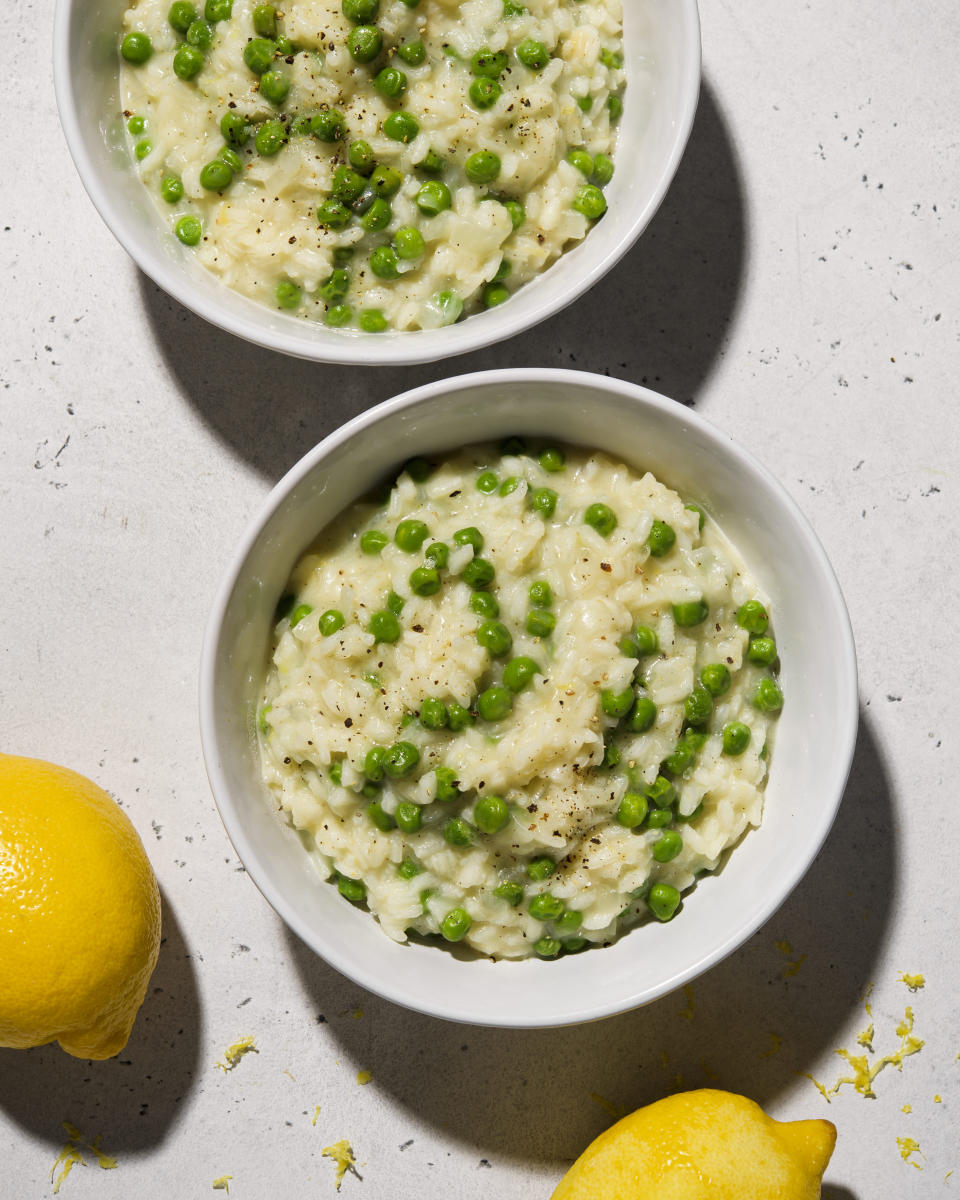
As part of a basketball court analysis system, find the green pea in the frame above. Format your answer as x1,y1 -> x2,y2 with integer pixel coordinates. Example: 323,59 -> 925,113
271,279 -> 299,309
324,303 -> 352,327
397,38 -> 425,65
186,17 -> 213,47
416,179 -> 452,215
316,609 -> 344,637
199,159 -> 232,191
477,685 -> 512,721
493,259 -> 512,283
647,519 -> 676,557
168,0 -> 197,32
684,728 -> 708,753
374,66 -> 407,98
501,198 -> 525,228
599,686 -> 632,720
217,144 -> 243,173
499,476 -> 519,496
243,36 -> 275,73
409,566 -> 441,597
722,721 -> 751,755
584,502 -> 617,536
600,47 -> 623,69
121,32 -> 152,63
361,198 -> 391,232
645,774 -> 675,809
673,599 -> 709,627
529,487 -> 558,517
528,892 -> 564,921
337,873 -> 366,903
370,245 -> 400,280
471,47 -> 508,76
474,794 -> 509,835
591,153 -> 615,187
434,765 -> 460,800
653,830 -> 683,863
516,37 -> 549,70
573,184 -> 607,220
465,150 -> 501,185
418,697 -> 447,730
260,68 -> 290,105
648,882 -> 681,922
316,270 -> 348,305
684,685 -> 713,727
274,34 -> 293,54
676,803 -> 703,825
646,807 -> 672,829
257,119 -> 288,156
523,581 -> 550,609
423,541 -> 448,569
446,528 -> 481,555
469,77 -> 502,109
416,148 -> 445,174
461,557 -> 495,589
607,93 -> 623,121
127,114 -> 146,134
402,457 -> 432,483
444,817 -> 473,847
503,0 -> 525,13
602,743 -> 621,769
342,0 -> 378,19
625,694 -> 657,734
525,610 -> 556,638
394,801 -> 422,834
310,109 -> 346,141
288,602 -> 312,626
252,1 -> 277,33
617,791 -> 648,828
348,139 -> 377,174
348,24 -> 381,62
440,906 -> 472,941
359,310 -> 388,333
395,519 -> 429,552
539,447 -> 565,473
175,215 -> 202,245
360,529 -> 388,555
384,110 -> 419,142
397,858 -> 423,880
753,678 -> 784,713
257,705 -> 272,735
387,590 -> 405,615
476,470 -> 499,494
701,663 -> 731,697
173,43 -> 204,79
160,174 -> 184,203
662,738 -> 696,776
482,282 -> 510,308
364,745 -> 386,781
470,593 -> 499,620
369,609 -> 401,642
737,599 -> 768,634
205,0 -> 231,19
685,502 -> 706,532
494,880 -> 523,905
748,635 -> 778,665
134,138 -> 153,161
576,94 -> 592,113
633,624 -> 659,656
526,856 -> 555,881
555,910 -> 582,935
368,801 -> 395,832
384,741 -> 420,778
477,621 -> 512,657
502,656 -> 539,693
534,936 -> 562,958
567,148 -> 593,176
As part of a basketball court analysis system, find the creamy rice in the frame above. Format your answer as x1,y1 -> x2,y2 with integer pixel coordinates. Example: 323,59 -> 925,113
257,442 -> 784,959
119,0 -> 626,331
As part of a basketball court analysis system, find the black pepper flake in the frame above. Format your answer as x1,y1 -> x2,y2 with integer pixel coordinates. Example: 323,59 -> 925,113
412,624 -> 424,633
600,562 -> 611,572
344,718 -> 353,728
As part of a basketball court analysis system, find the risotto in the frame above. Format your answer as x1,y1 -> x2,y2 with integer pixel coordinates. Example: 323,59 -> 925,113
256,442 -> 785,960
118,0 -> 627,331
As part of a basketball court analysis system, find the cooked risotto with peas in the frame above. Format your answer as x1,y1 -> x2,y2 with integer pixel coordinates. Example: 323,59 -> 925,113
118,0 -> 626,331
256,440 -> 784,960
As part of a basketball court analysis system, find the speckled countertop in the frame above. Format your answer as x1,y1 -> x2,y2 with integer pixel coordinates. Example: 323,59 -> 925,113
2,0 -> 958,1195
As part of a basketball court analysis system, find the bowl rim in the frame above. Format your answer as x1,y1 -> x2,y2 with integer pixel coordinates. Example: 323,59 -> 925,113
52,0 -> 702,366
198,367 -> 859,1027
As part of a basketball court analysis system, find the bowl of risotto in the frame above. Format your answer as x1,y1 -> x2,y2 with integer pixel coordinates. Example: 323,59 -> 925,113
54,0 -> 700,363
199,369 -> 858,1025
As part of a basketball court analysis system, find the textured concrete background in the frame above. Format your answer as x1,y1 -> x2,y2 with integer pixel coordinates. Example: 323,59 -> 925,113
2,0 -> 958,1195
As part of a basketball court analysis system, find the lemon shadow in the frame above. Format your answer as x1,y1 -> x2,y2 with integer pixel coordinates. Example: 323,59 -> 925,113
0,887 -> 202,1153
140,76 -> 746,483
284,709 -> 892,1175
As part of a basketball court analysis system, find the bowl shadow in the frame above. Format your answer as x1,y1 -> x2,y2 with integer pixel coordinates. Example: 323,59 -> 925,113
140,77 -> 746,483
284,707 -> 893,1176
0,886 -> 202,1154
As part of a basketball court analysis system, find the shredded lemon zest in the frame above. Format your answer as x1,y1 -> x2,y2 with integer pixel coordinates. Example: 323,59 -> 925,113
804,1006 -> 924,1101
899,972 -> 925,992
50,1142 -> 84,1194
352,1008 -> 364,1020
322,1140 -> 357,1190
857,1022 -> 875,1052
312,1105 -> 322,1126
90,1136 -> 118,1170
935,1094 -> 942,1103
698,1058 -> 719,1081
679,985 -> 695,1021
763,1033 -> 783,1058
212,1176 -> 233,1192
589,1092 -> 627,1120
902,1104 -> 912,1114
217,1036 -> 259,1071
897,1136 -> 923,1170
356,1069 -> 372,1085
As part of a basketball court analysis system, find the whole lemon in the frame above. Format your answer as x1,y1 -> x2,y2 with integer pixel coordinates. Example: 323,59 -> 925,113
552,1089 -> 836,1200
0,753 -> 161,1059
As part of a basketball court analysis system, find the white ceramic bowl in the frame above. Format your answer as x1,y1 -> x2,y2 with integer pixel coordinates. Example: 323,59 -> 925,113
53,1 -> 700,365
199,369 -> 858,1027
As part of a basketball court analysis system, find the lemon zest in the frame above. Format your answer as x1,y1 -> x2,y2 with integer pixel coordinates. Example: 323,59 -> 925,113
935,1094 -> 942,1103
89,1136 -> 117,1170
856,1022 -> 875,1052
899,972 -> 925,992
217,1036 -> 258,1071
678,985 -> 695,1021
774,939 -> 806,977
762,1033 -> 783,1058
312,1105 -> 322,1126
50,1141 -> 84,1194
352,1008 -> 364,1020
902,1104 -> 912,1113
322,1140 -> 357,1190
356,1070 -> 372,1085
212,1176 -> 232,1192
897,1136 -> 923,1170
589,1092 -> 627,1121
803,1007 -> 924,1101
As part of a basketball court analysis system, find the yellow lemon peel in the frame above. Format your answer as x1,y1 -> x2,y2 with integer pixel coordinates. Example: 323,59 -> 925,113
50,1142 -> 85,1195
902,1104 -> 912,1114
322,1140 -> 358,1190
89,1136 -> 118,1170
212,1176 -> 233,1192
899,972 -> 925,992
50,1124 -> 117,1193
803,1006 -> 924,1101
312,1105 -> 322,1126
897,1136 -> 923,1170
217,1036 -> 258,1071
856,1022 -> 875,1051
356,1069 -> 372,1085
678,986 -> 695,1020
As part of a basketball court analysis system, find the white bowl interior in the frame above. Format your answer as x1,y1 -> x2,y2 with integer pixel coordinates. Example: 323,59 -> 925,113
54,0 -> 701,364
200,370 -> 858,1027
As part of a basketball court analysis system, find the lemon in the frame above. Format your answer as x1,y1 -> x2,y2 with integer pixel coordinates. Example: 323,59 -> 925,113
0,753 -> 161,1059
552,1089 -> 836,1200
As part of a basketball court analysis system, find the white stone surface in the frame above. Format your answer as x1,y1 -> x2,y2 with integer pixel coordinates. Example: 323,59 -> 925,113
2,0 -> 959,1195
